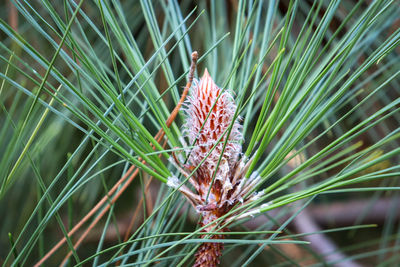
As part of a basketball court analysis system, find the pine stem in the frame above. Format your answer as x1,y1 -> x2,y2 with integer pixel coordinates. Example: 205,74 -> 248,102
194,211 -> 225,267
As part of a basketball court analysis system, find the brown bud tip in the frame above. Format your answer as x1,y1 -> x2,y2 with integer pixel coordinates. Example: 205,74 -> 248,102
192,51 -> 198,61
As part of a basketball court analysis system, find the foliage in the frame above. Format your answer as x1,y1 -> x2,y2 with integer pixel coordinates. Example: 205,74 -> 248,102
0,0 -> 399,266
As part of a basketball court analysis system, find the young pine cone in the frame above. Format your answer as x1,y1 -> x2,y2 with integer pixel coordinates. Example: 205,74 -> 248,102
168,68 -> 264,267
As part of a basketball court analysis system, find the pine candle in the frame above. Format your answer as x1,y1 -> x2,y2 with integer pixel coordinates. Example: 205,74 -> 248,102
168,65 -> 264,267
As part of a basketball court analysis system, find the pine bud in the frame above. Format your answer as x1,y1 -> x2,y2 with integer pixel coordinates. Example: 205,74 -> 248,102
184,69 -> 242,202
